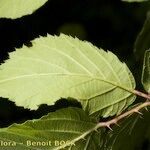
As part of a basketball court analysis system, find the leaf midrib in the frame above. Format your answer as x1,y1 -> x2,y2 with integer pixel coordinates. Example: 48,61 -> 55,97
0,73 -> 133,94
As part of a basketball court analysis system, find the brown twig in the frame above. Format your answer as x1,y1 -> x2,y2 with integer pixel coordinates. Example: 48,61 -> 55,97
133,90 -> 150,100
95,90 -> 150,129
96,101 -> 150,130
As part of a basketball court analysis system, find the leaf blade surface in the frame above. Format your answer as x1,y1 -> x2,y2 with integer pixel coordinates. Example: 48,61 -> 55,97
0,34 -> 136,117
0,0 -> 48,19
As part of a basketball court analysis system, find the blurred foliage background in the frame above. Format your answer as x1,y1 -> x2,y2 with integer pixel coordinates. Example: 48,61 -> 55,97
0,0 -> 150,149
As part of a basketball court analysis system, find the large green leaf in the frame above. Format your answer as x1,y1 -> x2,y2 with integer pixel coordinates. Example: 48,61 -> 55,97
134,11 -> 150,61
0,107 -> 102,150
141,50 -> 150,92
0,34 -> 136,117
0,0 -> 48,19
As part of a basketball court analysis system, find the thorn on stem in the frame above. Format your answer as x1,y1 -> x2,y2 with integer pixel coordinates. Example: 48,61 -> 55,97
82,137 -> 86,140
94,128 -> 99,133
115,122 -> 120,127
112,120 -> 120,127
145,107 -> 149,112
106,125 -> 113,131
134,110 -> 143,115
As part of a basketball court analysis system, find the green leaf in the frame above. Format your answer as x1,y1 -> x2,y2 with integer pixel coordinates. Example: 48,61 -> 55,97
0,0 -> 48,19
122,0 -> 148,2
0,107 -> 102,150
134,11 -> 150,61
0,34 -> 136,117
141,50 -> 150,92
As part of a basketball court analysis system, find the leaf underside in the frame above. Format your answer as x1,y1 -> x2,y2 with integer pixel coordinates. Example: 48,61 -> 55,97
0,107 -> 102,150
142,50 -> 150,92
0,34 -> 136,117
0,0 -> 48,19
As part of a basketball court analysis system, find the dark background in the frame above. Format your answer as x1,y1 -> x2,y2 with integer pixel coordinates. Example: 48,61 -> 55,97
0,0 -> 150,149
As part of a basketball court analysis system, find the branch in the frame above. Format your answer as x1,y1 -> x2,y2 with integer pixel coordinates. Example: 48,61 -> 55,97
56,91 -> 150,150
96,100 -> 150,130
133,90 -> 150,100
56,100 -> 150,150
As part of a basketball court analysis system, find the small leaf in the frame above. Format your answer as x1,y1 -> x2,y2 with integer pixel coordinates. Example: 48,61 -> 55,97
0,107 -> 102,150
0,34 -> 136,117
0,0 -> 48,19
122,0 -> 148,2
141,50 -> 150,92
134,11 -> 150,61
